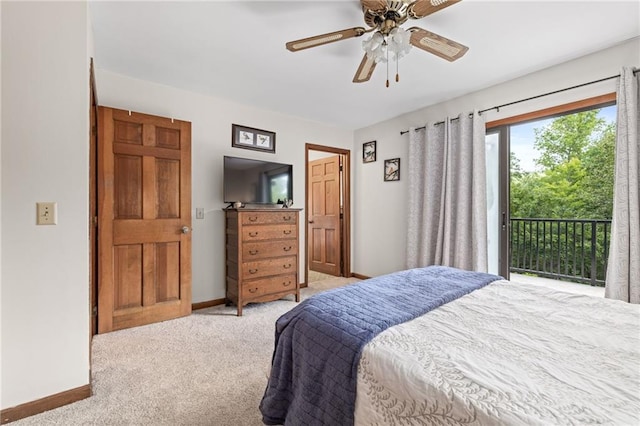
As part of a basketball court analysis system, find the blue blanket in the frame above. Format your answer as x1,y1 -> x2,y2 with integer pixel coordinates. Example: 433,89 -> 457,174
259,266 -> 502,426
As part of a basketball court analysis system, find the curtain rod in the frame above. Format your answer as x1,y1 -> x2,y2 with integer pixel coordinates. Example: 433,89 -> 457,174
399,68 -> 638,135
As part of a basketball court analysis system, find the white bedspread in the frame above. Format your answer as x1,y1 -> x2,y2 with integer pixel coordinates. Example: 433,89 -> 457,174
355,280 -> 640,425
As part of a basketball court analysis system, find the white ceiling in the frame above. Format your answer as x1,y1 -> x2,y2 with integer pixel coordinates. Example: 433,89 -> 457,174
89,1 -> 640,130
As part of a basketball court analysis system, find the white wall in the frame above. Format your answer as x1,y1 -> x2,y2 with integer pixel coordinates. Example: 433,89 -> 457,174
95,71 -> 354,303
353,37 -> 640,277
1,1 -> 90,409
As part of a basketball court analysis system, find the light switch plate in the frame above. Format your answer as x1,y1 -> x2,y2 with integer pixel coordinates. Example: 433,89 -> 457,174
37,202 -> 57,225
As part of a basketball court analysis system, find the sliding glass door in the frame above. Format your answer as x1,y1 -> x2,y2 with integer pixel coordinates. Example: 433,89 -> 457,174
486,95 -> 616,283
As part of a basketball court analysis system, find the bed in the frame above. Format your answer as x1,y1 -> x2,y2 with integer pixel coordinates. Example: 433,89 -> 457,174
259,266 -> 640,425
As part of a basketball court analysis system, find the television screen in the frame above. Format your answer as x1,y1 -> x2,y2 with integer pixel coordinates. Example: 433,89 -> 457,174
223,156 -> 293,205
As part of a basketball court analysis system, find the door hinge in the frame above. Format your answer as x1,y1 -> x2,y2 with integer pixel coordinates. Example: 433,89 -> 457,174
92,306 -> 97,316
93,216 -> 98,227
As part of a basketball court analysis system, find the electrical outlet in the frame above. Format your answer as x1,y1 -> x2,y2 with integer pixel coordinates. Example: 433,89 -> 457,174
196,208 -> 204,219
37,202 -> 57,225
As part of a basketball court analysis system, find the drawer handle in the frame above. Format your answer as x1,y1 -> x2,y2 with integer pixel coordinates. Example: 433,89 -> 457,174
283,264 -> 292,269
248,216 -> 258,222
283,216 -> 292,221
249,268 -> 258,274
283,230 -> 292,235
248,287 -> 258,293
249,231 -> 259,237
283,281 -> 292,287
283,246 -> 292,252
249,250 -> 259,255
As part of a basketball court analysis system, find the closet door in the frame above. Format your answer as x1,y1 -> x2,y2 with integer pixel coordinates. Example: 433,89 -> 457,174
98,107 -> 192,333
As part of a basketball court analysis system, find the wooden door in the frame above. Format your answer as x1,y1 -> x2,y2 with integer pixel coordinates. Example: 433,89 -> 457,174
308,155 -> 341,276
98,107 -> 192,333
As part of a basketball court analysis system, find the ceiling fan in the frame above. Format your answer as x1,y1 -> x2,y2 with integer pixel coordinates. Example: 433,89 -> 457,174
285,0 -> 468,86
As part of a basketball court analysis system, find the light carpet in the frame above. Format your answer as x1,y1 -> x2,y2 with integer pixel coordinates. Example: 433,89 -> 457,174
12,277 -> 358,426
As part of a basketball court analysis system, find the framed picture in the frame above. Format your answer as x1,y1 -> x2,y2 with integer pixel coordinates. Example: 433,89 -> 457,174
384,158 -> 400,181
232,124 -> 276,153
363,141 -> 376,163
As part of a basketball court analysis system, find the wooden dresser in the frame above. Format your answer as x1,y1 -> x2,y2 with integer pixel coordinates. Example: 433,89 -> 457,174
225,208 -> 302,316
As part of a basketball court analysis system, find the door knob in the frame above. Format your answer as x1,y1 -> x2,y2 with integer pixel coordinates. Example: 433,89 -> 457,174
181,226 -> 190,234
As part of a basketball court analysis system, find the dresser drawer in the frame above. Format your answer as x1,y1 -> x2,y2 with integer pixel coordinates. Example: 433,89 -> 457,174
242,256 -> 297,280
242,240 -> 297,260
242,274 -> 297,298
241,211 -> 297,225
242,224 -> 296,241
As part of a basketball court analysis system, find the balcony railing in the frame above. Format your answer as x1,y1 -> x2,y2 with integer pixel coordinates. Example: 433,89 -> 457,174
510,218 -> 611,287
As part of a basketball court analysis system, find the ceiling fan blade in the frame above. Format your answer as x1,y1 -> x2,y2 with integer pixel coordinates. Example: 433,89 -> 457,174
408,27 -> 468,61
286,27 -> 367,52
360,0 -> 388,13
353,54 -> 377,83
408,0 -> 462,19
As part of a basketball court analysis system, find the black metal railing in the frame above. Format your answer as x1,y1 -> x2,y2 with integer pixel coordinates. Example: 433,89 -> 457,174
510,218 -> 611,286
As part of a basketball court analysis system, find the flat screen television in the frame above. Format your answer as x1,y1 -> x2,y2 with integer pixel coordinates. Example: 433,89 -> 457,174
223,156 -> 293,205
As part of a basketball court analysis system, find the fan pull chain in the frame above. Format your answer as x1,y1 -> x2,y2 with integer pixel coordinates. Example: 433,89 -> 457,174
385,41 -> 390,88
396,55 -> 400,83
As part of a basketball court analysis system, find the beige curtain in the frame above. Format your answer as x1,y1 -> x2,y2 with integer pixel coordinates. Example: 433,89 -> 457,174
406,112 -> 488,272
605,67 -> 640,303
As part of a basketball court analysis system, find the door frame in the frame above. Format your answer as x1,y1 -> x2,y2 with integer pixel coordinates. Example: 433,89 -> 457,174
304,143 -> 351,285
89,58 -> 98,337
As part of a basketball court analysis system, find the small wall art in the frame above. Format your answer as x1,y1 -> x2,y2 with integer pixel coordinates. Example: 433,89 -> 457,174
232,124 -> 276,153
384,158 -> 400,181
363,140 -> 376,163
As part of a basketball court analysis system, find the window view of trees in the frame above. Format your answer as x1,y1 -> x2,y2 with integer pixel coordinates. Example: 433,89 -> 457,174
509,105 -> 616,286
511,109 -> 615,220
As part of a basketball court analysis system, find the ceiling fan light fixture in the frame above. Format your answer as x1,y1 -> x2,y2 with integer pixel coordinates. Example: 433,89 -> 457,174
362,32 -> 384,62
388,27 -> 412,59
362,27 -> 412,64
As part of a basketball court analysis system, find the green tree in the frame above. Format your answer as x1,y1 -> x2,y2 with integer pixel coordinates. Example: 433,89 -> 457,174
511,109 -> 614,220
537,157 -> 586,217
579,123 -> 615,218
534,110 -> 607,169
510,171 -> 544,217
511,152 -> 523,178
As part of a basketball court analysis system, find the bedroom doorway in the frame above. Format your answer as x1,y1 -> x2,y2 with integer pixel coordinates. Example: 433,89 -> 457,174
305,144 -> 351,285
